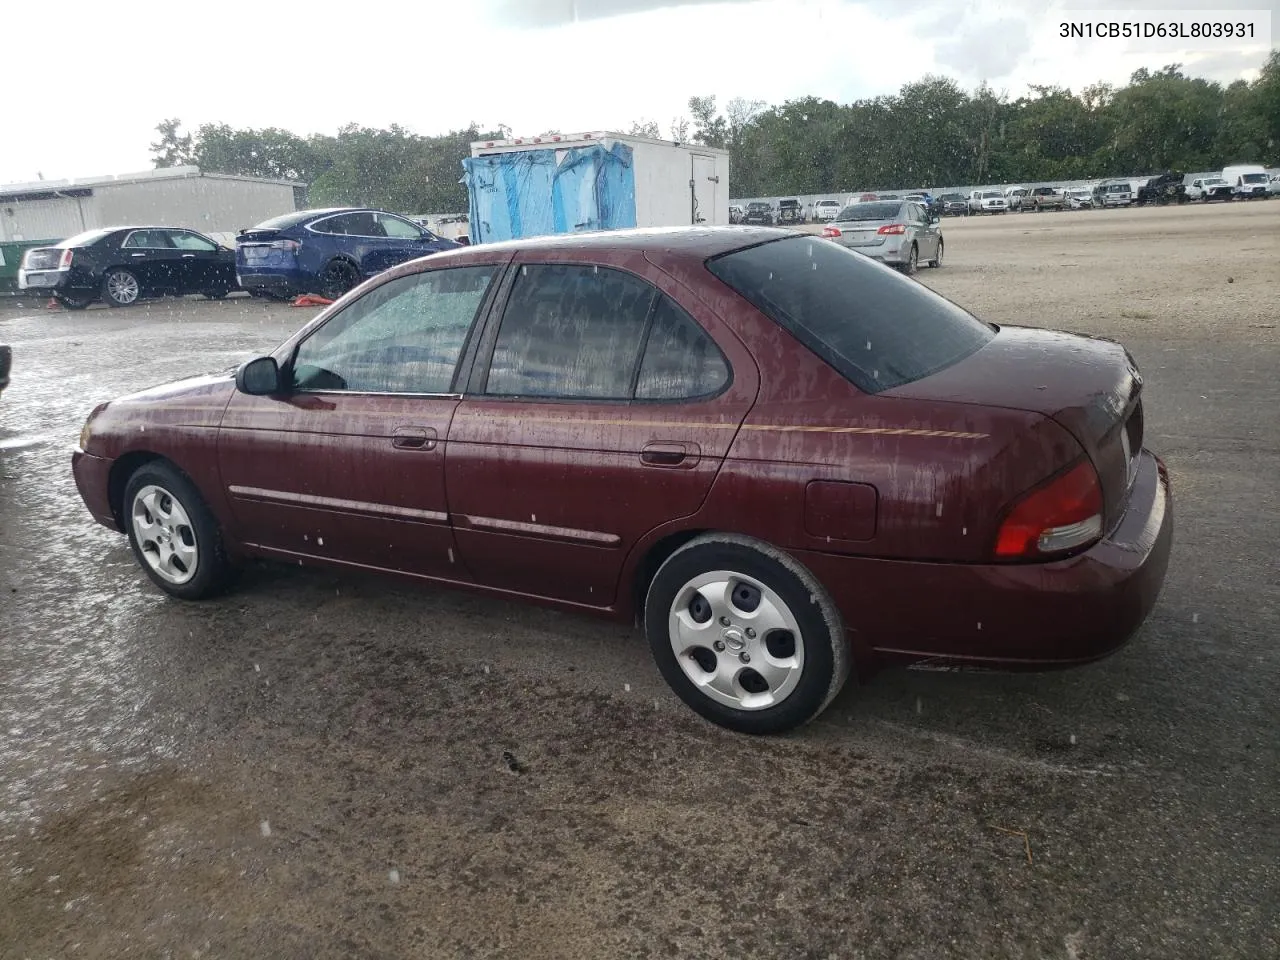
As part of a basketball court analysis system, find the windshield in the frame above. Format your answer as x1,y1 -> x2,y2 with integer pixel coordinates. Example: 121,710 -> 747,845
748,202 -> 770,211
1204,178 -> 1227,186
1242,173 -> 1268,184
981,192 -> 1002,199
707,236 -> 994,394
1104,184 -> 1129,193
835,202 -> 902,221
940,194 -> 964,201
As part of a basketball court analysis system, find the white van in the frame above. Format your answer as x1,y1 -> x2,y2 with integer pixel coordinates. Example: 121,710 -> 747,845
1221,164 -> 1270,199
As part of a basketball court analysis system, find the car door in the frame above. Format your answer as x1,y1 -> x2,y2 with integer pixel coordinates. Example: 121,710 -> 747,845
444,255 -> 758,606
217,261 -> 504,579
120,229 -> 184,292
376,213 -> 446,270
165,229 -> 227,294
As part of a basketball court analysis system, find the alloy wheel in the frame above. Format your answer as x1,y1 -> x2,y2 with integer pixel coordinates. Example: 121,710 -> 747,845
667,570 -> 805,711
106,270 -> 140,305
130,484 -> 199,584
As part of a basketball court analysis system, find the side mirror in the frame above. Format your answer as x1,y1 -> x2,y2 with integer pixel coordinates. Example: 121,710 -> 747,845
236,356 -> 283,395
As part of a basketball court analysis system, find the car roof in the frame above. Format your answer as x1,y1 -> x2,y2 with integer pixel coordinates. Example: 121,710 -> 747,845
414,226 -> 794,265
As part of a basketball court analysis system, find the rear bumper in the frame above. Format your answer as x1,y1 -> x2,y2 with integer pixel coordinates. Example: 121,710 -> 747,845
800,450 -> 1173,667
236,266 -> 306,295
71,449 -> 119,530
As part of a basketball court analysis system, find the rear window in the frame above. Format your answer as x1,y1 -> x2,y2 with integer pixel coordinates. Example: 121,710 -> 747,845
836,202 -> 902,221
254,209 -> 343,230
706,236 -> 994,394
57,228 -> 113,248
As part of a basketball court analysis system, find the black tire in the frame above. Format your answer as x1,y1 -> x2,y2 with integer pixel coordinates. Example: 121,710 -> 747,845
644,533 -> 850,734
929,239 -> 943,268
900,243 -> 918,275
122,460 -> 235,600
202,287 -> 230,300
54,292 -> 92,310
318,260 -> 360,300
102,268 -> 141,307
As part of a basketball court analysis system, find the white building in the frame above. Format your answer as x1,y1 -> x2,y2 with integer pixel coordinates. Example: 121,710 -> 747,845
0,166 -> 303,243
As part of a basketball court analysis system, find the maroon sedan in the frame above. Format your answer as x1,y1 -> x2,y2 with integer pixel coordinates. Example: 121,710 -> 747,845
72,227 -> 1172,734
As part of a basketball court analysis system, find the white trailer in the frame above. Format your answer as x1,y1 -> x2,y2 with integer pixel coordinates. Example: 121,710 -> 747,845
463,132 -> 730,244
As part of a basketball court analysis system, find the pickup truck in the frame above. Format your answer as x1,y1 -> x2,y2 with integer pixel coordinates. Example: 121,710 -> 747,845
1186,177 -> 1233,202
1023,186 -> 1066,212
968,190 -> 1007,214
1135,172 -> 1187,205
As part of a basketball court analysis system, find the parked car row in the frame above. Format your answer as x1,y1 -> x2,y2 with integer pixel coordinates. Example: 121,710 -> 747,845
736,163 -> 1273,225
16,208 -> 462,308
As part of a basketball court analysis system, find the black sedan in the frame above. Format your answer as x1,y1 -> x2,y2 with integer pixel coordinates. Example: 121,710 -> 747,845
18,226 -> 238,309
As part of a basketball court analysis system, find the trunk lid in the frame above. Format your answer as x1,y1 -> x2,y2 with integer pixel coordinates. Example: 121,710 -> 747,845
236,228 -> 299,268
828,218 -> 894,248
884,325 -> 1144,532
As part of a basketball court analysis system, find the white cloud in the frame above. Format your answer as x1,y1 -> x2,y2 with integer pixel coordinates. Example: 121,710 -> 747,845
1,0 -> 1272,183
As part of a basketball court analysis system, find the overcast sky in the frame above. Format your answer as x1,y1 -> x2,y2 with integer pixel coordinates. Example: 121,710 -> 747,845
2,0 -> 1273,184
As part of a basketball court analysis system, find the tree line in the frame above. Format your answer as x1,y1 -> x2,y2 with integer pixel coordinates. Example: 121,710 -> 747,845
151,51 -> 1279,211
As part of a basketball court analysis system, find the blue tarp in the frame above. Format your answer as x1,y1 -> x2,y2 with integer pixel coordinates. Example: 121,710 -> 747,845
462,142 -> 636,244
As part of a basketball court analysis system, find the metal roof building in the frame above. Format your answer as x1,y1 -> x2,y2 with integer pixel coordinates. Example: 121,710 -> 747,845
0,166 -> 305,243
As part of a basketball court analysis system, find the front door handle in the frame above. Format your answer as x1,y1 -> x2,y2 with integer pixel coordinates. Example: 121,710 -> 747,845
392,426 -> 438,450
182,254 -> 196,259
640,441 -> 700,468
130,253 -> 146,258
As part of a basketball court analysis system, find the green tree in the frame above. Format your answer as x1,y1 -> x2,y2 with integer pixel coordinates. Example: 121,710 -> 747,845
150,118 -> 193,168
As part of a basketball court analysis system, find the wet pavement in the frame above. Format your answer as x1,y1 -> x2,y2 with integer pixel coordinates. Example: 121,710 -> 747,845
1,205 -> 1278,958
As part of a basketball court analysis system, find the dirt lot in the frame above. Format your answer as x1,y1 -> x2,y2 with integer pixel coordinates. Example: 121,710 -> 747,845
1,203 -> 1277,959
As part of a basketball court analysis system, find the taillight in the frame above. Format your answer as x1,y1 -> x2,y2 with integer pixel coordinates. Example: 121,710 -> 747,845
877,224 -> 906,235
59,248 -> 74,269
822,226 -> 841,238
993,459 -> 1103,560
270,239 -> 301,254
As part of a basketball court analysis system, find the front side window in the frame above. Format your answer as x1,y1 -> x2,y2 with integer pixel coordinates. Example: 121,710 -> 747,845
482,264 -> 729,402
708,236 -> 994,394
290,266 -> 496,394
378,214 -> 424,239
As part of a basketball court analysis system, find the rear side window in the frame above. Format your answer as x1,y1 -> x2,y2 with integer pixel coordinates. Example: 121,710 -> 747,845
706,236 -> 994,394
483,264 -> 729,402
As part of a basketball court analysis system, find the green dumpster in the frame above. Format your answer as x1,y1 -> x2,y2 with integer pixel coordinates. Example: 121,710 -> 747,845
0,238 -> 62,295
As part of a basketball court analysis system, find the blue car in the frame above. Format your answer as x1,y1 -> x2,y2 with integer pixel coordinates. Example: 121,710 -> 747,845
235,207 -> 460,300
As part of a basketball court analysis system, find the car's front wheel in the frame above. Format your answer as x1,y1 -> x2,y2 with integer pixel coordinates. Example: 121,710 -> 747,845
318,260 -> 360,300
644,534 -> 851,734
123,460 -> 235,600
103,268 -> 141,307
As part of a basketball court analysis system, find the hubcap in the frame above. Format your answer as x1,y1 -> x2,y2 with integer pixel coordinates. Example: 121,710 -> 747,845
108,271 -> 139,304
130,484 -> 198,584
668,570 -> 804,711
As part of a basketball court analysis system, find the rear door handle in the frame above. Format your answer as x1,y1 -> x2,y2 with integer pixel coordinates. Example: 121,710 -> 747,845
181,254 -> 195,259
640,441 -> 700,468
392,426 -> 438,450
130,253 -> 146,258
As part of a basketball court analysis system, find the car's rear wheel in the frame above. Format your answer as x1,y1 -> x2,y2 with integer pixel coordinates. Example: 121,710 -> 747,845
900,243 -> 918,275
318,260 -> 359,300
54,292 -> 92,310
102,268 -> 140,307
202,287 -> 230,300
644,534 -> 850,735
123,460 -> 235,600
929,239 -> 943,268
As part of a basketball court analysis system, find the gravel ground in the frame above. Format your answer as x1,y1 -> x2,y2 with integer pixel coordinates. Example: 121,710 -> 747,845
1,202 -> 1277,959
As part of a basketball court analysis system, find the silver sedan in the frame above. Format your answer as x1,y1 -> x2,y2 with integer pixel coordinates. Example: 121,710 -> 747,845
820,200 -> 943,274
